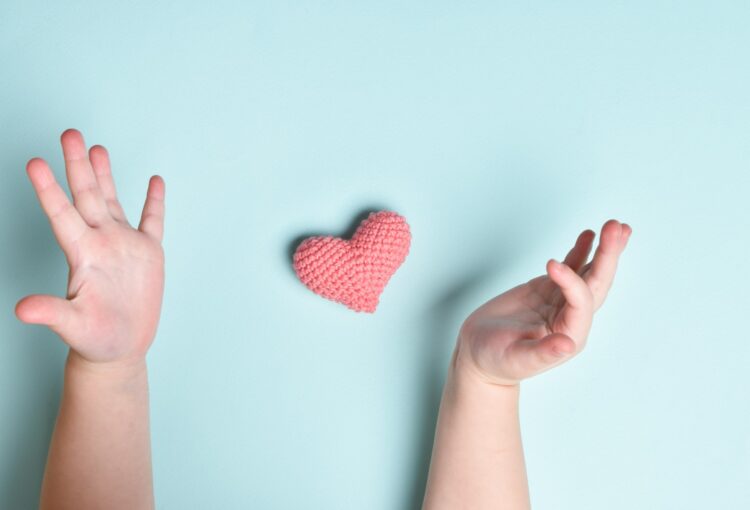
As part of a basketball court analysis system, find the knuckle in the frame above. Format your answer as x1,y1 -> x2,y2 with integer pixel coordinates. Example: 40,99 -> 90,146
51,201 -> 73,219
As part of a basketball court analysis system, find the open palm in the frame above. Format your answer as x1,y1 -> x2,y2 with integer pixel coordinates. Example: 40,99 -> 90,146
15,129 -> 166,364
456,219 -> 632,386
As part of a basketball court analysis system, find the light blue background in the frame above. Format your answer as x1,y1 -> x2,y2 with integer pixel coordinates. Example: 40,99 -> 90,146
1,1 -> 748,508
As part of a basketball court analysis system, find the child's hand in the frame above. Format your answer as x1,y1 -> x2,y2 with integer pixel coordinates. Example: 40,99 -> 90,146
15,129 -> 165,366
455,219 -> 631,386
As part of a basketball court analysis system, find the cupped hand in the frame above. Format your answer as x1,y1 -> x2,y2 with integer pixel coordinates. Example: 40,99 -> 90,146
15,129 -> 166,365
455,219 -> 632,386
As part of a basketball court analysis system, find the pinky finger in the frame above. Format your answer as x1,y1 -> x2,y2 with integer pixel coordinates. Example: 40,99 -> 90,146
138,175 -> 165,242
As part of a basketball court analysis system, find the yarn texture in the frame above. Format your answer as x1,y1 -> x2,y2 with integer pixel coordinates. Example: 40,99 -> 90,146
293,211 -> 411,313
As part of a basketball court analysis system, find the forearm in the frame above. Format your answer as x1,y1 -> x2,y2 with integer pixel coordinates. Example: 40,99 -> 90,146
422,351 -> 530,510
40,351 -> 154,510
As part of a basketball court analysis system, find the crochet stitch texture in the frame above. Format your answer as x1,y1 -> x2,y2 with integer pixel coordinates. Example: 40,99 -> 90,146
293,211 -> 411,313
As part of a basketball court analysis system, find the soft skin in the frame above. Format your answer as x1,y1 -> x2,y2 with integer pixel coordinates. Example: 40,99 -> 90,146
16,129 -> 165,510
422,219 -> 632,510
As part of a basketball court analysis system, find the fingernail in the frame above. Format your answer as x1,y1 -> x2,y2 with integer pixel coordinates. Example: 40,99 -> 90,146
553,346 -> 571,357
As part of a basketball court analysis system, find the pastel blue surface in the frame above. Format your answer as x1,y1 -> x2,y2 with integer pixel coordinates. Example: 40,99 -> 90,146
1,2 -> 748,508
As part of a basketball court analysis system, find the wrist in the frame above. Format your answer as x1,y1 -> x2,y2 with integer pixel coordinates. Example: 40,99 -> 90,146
446,348 -> 520,409
450,341 -> 520,390
66,349 -> 148,386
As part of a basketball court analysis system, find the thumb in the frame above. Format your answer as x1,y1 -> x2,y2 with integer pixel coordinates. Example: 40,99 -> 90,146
15,294 -> 76,338
506,333 -> 577,379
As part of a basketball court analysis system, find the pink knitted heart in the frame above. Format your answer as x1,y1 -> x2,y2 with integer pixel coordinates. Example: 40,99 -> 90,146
293,211 -> 411,313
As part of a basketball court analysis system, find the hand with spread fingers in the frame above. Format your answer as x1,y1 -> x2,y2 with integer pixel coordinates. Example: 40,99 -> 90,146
16,129 -> 165,365
423,220 -> 632,510
17,129 -> 164,510
456,219 -> 632,386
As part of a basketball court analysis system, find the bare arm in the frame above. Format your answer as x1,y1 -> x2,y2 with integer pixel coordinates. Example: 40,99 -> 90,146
16,129 -> 165,510
41,354 -> 153,508
423,220 -> 632,509
423,360 -> 528,509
